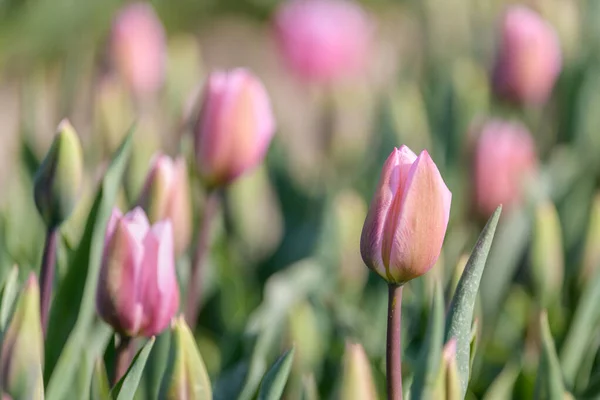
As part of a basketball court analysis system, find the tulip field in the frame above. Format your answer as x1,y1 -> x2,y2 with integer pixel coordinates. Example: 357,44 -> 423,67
0,0 -> 599,399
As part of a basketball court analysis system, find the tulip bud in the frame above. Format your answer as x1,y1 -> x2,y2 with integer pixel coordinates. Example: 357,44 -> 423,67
431,339 -> 460,399
110,3 -> 166,97
194,69 -> 275,187
360,146 -> 452,285
339,341 -> 377,400
580,193 -> 600,285
273,0 -> 374,83
0,274 -> 44,400
33,119 -> 84,229
493,5 -> 562,105
137,154 -> 192,256
96,207 -> 179,337
473,120 -> 537,217
159,316 -> 212,399
530,201 -> 564,308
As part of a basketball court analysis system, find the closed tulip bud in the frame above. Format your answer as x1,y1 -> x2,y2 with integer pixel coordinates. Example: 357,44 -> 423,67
473,120 -> 537,217
530,201 -> 564,308
111,3 -> 166,97
0,274 -> 44,400
34,119 -> 84,229
431,339 -> 459,399
580,194 -> 600,285
340,342 -> 377,400
493,6 -> 562,105
159,316 -> 212,400
360,146 -> 452,285
273,0 -> 374,83
194,69 -> 275,187
137,154 -> 192,256
96,207 -> 179,337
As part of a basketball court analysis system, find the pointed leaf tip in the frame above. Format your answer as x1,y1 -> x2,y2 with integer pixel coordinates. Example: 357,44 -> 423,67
445,205 -> 502,397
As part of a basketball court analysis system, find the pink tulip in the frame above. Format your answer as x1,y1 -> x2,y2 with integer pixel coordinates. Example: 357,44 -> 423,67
96,207 -> 179,337
493,5 -> 562,105
473,120 -> 537,217
110,3 -> 166,97
194,69 -> 275,187
360,146 -> 452,284
273,0 -> 373,83
137,154 -> 192,256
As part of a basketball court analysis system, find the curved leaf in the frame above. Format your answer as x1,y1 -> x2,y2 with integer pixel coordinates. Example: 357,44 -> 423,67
257,347 -> 295,400
445,206 -> 502,398
111,337 -> 155,400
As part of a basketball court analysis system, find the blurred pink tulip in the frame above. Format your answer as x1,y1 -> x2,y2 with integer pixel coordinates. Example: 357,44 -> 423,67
137,154 -> 192,256
493,5 -> 562,105
111,3 -> 166,97
194,69 -> 275,187
360,146 -> 452,285
473,120 -> 537,216
96,207 -> 179,337
273,0 -> 373,83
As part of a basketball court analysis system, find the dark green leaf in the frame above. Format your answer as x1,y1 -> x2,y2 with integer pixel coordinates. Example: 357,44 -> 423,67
111,337 -> 155,400
45,129 -> 133,400
534,311 -> 565,400
257,347 -> 295,400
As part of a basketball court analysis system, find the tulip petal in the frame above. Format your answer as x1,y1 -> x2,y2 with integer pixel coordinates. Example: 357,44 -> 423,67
139,221 -> 179,336
105,207 -> 123,245
360,146 -> 417,280
387,151 -> 451,283
97,218 -> 144,336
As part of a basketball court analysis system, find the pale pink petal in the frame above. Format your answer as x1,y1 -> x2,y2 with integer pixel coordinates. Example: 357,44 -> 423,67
360,146 -> 417,280
105,207 -> 123,245
387,151 -> 451,283
139,221 -> 179,336
97,218 -> 144,336
122,207 -> 151,243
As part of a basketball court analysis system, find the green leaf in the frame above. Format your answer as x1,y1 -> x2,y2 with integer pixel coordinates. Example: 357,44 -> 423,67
213,362 -> 249,400
469,320 -> 479,374
560,262 -> 600,386
482,361 -> 520,400
143,329 -> 171,399
90,358 -> 111,400
445,206 -> 502,398
0,265 -> 20,332
257,347 -> 295,400
534,311 -> 565,400
111,337 -> 155,400
410,280 -> 444,400
76,351 -> 93,400
45,129 -> 133,400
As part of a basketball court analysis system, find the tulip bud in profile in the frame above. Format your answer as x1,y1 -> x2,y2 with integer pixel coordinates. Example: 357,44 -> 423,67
110,3 -> 166,97
159,316 -> 212,399
137,154 -> 192,256
580,194 -> 600,285
194,69 -> 275,187
360,146 -> 452,285
34,119 -> 84,229
340,341 -> 377,400
530,201 -> 564,308
273,0 -> 373,83
473,120 -> 537,217
493,6 -> 562,105
0,274 -> 44,400
431,339 -> 460,400
96,207 -> 179,337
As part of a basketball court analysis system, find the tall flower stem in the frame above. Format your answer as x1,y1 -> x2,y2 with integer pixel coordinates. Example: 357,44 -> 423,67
184,190 -> 220,327
113,336 -> 133,384
39,227 -> 58,337
387,284 -> 404,400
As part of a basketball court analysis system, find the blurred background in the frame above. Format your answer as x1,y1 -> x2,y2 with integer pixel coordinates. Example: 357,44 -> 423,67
1,0 -> 599,398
